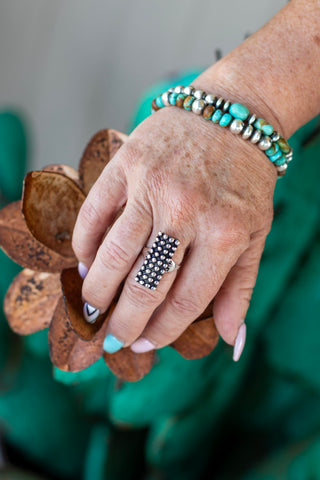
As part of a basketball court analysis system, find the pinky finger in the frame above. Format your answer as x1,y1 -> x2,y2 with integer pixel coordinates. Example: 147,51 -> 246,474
213,233 -> 266,361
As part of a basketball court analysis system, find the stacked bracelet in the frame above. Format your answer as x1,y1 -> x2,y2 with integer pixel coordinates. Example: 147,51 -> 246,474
151,85 -> 293,177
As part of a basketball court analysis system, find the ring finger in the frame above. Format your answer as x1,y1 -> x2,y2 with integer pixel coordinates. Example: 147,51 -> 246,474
101,227 -> 188,353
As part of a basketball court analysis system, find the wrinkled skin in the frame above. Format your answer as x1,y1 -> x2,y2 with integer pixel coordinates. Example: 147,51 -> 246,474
72,99 -> 277,351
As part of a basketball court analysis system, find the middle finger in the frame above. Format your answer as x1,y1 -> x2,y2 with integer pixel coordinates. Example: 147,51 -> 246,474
101,226 -> 188,353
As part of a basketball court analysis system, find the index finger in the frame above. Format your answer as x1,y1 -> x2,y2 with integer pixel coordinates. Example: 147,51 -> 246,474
72,160 -> 127,268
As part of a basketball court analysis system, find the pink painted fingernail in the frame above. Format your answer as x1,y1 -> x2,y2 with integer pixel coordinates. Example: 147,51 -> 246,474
130,338 -> 155,354
78,262 -> 88,279
233,323 -> 246,362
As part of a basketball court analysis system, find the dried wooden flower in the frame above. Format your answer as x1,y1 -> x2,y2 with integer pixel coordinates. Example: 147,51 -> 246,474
0,129 -> 219,382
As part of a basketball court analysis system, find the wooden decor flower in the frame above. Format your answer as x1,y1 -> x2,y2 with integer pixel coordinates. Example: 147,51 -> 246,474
0,129 -> 219,382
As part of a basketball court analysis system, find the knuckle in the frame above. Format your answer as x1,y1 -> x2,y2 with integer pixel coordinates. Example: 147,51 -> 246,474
120,139 -> 144,172
254,203 -> 274,232
169,190 -> 196,223
170,293 -> 201,317
97,240 -> 131,272
72,237 -> 91,260
125,281 -> 161,310
215,225 -> 249,252
81,287 -> 103,309
147,321 -> 186,347
78,201 -> 102,230
238,285 -> 254,305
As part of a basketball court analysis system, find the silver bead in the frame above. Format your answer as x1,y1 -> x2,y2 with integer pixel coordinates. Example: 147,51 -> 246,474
161,91 -> 170,106
258,136 -> 272,151
270,131 -> 280,142
168,87 -> 175,93
250,129 -> 262,144
277,163 -> 288,174
286,147 -> 293,156
174,85 -> 184,94
205,94 -> 216,105
193,89 -> 206,99
215,97 -> 224,108
192,98 -> 206,115
223,100 -> 231,112
183,86 -> 194,96
242,125 -> 253,140
248,114 -> 257,125
286,153 -> 293,162
230,119 -> 244,135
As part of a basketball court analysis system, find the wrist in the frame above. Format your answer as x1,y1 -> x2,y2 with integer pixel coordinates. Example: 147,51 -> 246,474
192,60 -> 289,139
192,0 -> 320,139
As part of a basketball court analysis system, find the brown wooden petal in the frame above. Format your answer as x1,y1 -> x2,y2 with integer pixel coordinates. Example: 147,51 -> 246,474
103,348 -> 155,382
48,296 -> 111,372
22,171 -> 86,258
42,164 -> 81,187
3,268 -> 61,335
170,315 -> 219,360
0,201 -> 76,272
79,129 -> 128,195
60,267 -> 106,341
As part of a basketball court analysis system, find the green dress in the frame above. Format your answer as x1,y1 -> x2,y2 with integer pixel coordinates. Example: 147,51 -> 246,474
1,70 -> 320,479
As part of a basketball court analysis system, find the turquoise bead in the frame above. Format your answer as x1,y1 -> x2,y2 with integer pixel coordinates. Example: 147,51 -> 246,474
254,118 -> 265,130
229,103 -> 249,121
155,95 -> 164,108
265,143 -> 280,157
219,113 -> 232,127
176,93 -> 186,106
103,334 -> 124,354
212,109 -> 223,123
169,93 -> 178,105
274,156 -> 287,166
269,150 -> 283,163
262,124 -> 274,136
183,96 -> 194,111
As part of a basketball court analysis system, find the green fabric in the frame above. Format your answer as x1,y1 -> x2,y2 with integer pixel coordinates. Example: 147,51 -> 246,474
1,72 -> 320,479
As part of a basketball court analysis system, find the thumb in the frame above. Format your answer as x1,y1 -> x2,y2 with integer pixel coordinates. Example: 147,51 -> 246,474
213,232 -> 266,361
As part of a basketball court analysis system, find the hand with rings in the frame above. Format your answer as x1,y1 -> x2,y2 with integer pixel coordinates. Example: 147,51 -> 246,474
72,73 -> 279,361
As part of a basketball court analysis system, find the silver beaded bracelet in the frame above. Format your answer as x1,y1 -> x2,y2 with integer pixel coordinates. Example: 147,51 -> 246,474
151,85 -> 293,177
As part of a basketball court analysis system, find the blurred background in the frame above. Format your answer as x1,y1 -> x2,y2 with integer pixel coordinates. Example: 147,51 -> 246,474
0,0 -> 285,169
2,1 -> 320,480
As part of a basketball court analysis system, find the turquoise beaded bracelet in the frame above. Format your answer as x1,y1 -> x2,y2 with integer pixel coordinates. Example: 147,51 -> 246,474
151,85 -> 293,177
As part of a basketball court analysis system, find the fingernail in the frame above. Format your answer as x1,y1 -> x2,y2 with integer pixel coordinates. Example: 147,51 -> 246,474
130,337 -> 155,354
83,302 -> 100,324
233,323 -> 246,362
78,262 -> 88,279
103,334 -> 124,354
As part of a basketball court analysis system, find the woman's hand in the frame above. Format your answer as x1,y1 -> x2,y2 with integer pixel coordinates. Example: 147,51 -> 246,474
72,83 -> 277,360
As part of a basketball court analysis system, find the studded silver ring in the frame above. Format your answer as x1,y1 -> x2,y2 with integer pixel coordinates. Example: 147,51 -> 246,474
135,232 -> 180,290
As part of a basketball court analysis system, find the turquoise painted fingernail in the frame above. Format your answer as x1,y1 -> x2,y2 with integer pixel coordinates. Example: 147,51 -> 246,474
103,334 -> 124,354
